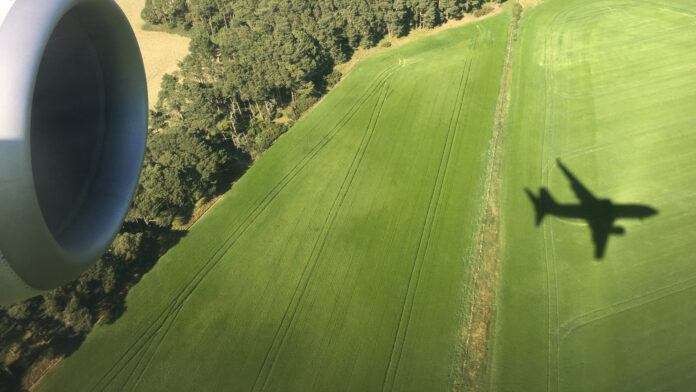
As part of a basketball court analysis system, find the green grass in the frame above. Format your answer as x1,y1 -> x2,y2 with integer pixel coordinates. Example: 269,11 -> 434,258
491,0 -> 696,391
37,11 -> 512,392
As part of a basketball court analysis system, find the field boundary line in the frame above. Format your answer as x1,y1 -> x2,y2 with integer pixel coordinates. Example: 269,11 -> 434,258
456,7 -> 520,391
560,275 -> 696,341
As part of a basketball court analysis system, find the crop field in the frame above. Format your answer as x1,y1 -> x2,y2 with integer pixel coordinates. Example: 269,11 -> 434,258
492,0 -> 696,391
37,10 -> 512,392
35,0 -> 696,390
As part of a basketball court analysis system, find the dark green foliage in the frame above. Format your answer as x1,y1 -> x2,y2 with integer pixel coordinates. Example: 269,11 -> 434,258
128,130 -> 230,226
419,0 -> 441,29
142,0 -> 188,27
324,69 -> 343,88
110,233 -> 144,262
473,2 -> 496,17
244,119 -> 288,157
6,302 -> 31,321
0,260 -> 118,386
386,0 -> 411,37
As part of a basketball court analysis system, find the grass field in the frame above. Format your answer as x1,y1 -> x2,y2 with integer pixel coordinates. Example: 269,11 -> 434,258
491,0 -> 696,391
37,10 -> 513,392
114,0 -> 189,105
35,0 -> 696,390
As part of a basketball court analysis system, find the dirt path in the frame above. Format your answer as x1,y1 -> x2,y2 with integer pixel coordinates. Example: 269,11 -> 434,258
115,0 -> 189,106
456,5 -> 521,391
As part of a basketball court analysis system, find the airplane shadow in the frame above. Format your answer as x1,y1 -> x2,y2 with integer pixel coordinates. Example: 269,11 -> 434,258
525,160 -> 658,259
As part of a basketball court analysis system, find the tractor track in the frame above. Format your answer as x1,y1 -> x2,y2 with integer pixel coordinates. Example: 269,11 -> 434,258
90,64 -> 401,392
381,56 -> 475,392
252,80 -> 393,392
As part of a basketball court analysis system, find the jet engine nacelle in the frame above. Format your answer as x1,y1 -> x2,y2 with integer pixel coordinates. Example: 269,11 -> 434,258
0,0 -> 146,304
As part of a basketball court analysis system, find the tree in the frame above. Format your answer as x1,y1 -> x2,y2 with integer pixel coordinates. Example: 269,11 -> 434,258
110,233 -> 144,262
441,0 -> 463,20
386,0 -> 411,38
419,0 -> 440,29
63,298 -> 92,334
5,302 -> 30,320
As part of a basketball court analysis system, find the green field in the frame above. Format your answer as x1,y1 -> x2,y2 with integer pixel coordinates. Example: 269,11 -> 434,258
38,10 -> 512,392
36,0 -> 696,390
492,0 -> 696,391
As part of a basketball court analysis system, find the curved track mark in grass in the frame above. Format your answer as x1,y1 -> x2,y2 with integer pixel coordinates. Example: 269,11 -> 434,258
542,4 -> 694,389
559,275 -> 696,341
536,2 -> 692,388
381,57 -> 474,392
252,81 -> 394,392
89,65 -> 401,392
552,10 -> 696,160
631,0 -> 696,18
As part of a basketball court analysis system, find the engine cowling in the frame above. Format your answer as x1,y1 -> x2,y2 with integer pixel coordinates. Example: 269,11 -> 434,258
0,0 -> 147,304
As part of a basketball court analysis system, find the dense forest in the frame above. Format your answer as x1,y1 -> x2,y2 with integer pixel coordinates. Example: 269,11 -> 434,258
0,0 -> 502,389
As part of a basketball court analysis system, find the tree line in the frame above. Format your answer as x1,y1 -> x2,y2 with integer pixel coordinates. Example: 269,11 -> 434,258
0,0 -> 502,389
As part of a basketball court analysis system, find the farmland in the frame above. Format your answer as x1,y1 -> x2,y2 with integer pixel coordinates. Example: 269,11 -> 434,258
33,0 -> 696,390
491,0 -> 696,391
37,9 -> 512,392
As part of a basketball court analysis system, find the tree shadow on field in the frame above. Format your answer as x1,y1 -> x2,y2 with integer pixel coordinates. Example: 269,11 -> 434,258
524,159 -> 658,259
101,299 -> 127,325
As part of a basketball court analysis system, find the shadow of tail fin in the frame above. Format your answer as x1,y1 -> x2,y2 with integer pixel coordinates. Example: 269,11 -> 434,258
525,188 -> 555,226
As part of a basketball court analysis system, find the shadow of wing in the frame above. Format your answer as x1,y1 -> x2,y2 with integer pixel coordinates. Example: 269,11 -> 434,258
589,220 -> 609,259
557,159 -> 597,205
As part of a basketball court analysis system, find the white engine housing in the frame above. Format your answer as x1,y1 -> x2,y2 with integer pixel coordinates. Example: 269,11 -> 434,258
0,0 -> 147,304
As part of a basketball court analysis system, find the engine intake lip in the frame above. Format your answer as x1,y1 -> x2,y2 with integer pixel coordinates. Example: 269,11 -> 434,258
0,0 -> 146,291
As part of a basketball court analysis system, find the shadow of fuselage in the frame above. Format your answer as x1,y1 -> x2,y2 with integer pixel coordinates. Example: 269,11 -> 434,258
525,161 -> 658,259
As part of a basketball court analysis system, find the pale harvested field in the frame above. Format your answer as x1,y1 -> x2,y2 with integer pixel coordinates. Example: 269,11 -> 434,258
114,0 -> 189,106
